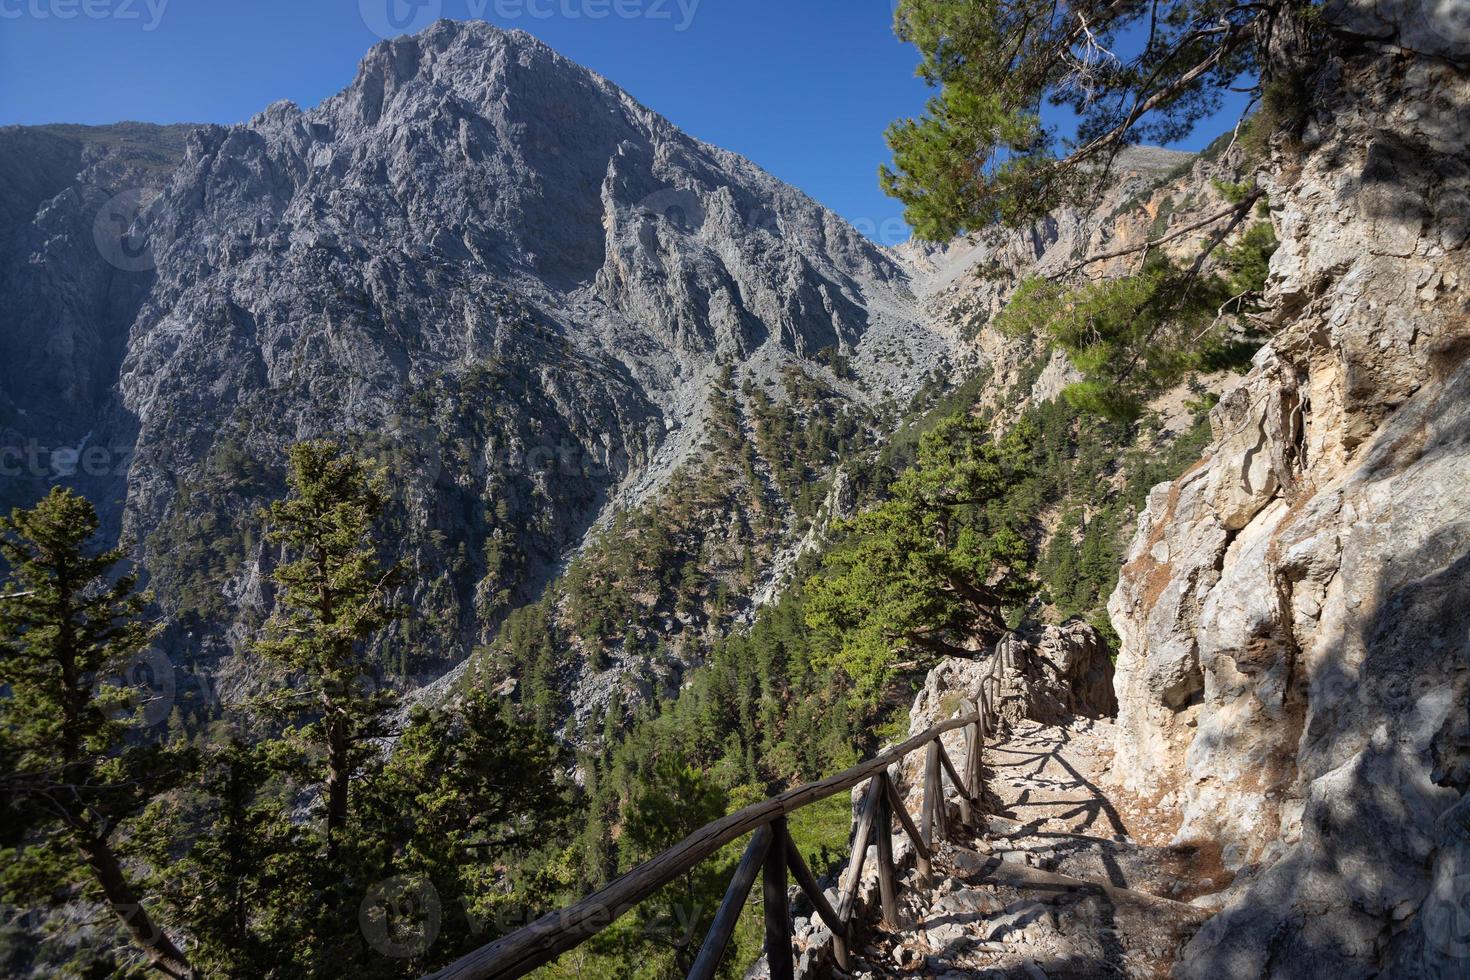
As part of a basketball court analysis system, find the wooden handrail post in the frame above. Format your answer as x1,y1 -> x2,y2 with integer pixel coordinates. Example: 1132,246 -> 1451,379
688,826 -> 772,980
883,772 -> 931,887
783,833 -> 851,971
764,817 -> 793,980
922,737 -> 952,848
971,715 -> 986,815
920,741 -> 937,856
423,709 -> 996,980
960,697 -> 982,826
833,775 -> 881,969
874,773 -> 901,929
937,741 -> 971,825
836,776 -> 881,921
933,743 -> 951,840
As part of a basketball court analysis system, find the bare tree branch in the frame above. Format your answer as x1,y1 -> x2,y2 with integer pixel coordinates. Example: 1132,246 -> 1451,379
1104,188 -> 1264,387
1058,191 -> 1262,279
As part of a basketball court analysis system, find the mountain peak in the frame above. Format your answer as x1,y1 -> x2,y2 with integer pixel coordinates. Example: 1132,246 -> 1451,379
326,17 -> 634,135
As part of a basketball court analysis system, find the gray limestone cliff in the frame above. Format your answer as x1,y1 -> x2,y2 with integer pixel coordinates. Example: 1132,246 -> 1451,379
1108,11 -> 1470,977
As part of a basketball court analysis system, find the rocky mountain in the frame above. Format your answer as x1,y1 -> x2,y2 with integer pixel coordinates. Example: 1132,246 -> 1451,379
0,21 -> 951,691
0,17 -> 1268,722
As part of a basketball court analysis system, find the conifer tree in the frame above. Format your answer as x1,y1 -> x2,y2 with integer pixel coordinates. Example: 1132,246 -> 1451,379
623,757 -> 729,974
0,488 -> 195,979
355,690 -> 575,962
137,737 -> 316,978
805,417 -> 1037,700
884,0 -> 1293,416
882,0 -> 1310,238
255,441 -> 404,860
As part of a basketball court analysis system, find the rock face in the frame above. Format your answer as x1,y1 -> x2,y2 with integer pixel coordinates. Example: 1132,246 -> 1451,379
0,123 -> 194,527
0,21 -> 940,686
1108,20 -> 1470,979
993,621 -> 1118,726
908,622 -> 1117,735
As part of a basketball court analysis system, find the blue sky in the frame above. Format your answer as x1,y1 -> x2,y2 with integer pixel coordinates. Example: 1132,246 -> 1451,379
0,0 -> 1248,243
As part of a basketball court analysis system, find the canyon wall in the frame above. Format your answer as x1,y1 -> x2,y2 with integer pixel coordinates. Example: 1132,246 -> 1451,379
1109,14 -> 1470,978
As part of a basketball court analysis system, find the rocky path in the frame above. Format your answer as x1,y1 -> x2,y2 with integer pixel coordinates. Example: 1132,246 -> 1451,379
833,719 -> 1227,979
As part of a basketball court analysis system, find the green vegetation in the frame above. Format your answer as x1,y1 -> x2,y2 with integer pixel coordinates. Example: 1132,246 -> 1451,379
994,212 -> 1277,419
527,585 -> 876,979
146,437 -> 271,626
1,451 -> 577,979
521,377 -> 1221,978
806,417 -> 1036,701
0,488 -> 195,979
746,366 -> 869,524
474,364 -> 883,734
254,441 -> 406,857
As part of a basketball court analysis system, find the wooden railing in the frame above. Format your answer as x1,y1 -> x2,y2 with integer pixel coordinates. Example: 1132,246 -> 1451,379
425,647 -> 1014,980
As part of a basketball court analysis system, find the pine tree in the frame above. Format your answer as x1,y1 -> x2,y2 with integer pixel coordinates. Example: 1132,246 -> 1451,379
805,417 -> 1037,700
355,691 -> 575,964
138,738 -> 316,978
882,0 -> 1302,238
883,0 -> 1291,416
623,757 -> 730,974
255,441 -> 405,861
0,488 -> 196,979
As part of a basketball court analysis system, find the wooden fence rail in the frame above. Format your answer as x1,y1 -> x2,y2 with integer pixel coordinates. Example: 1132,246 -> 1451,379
424,647 -> 1015,980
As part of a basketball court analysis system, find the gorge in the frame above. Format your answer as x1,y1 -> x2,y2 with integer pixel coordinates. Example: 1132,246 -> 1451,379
1,3 -> 1467,977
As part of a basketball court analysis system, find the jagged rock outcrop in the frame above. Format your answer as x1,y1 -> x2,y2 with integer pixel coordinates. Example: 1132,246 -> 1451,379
993,621 -> 1119,726
908,622 -> 1117,734
1109,15 -> 1470,978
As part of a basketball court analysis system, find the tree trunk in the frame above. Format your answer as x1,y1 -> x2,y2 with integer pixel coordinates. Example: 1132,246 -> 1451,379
76,830 -> 195,979
325,708 -> 350,861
